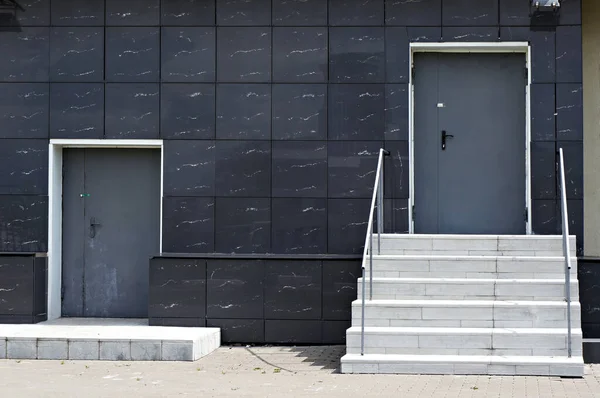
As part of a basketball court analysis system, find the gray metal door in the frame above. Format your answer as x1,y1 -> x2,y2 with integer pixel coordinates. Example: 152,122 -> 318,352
414,53 -> 526,234
62,149 -> 160,317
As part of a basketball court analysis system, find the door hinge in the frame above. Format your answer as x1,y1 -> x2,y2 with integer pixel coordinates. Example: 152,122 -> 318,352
412,205 -> 415,220
524,207 -> 529,222
411,67 -> 415,81
524,67 -> 528,79
61,286 -> 65,300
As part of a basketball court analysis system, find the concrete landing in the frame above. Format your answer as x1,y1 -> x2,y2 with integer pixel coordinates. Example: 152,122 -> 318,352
0,318 -> 220,361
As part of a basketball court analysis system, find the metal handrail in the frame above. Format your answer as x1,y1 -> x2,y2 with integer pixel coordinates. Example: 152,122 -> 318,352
360,148 -> 389,356
558,147 -> 572,358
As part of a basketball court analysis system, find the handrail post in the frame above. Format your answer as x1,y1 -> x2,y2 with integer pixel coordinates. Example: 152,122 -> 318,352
377,153 -> 384,255
360,263 -> 366,356
369,225 -> 373,301
558,148 -> 572,358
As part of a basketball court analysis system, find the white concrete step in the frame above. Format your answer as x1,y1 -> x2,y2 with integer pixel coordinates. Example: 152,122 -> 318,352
357,278 -> 579,301
351,299 -> 580,328
0,318 -> 221,361
376,234 -> 576,256
340,353 -> 584,376
345,327 -> 582,356
364,255 -> 577,279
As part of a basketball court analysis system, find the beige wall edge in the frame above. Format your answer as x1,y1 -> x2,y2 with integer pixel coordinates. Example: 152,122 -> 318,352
583,0 -> 600,256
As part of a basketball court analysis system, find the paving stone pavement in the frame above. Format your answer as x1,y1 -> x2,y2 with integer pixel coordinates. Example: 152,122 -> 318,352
0,346 -> 599,397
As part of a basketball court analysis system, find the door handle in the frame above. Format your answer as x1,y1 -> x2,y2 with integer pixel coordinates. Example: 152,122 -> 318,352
89,217 -> 101,238
441,130 -> 454,150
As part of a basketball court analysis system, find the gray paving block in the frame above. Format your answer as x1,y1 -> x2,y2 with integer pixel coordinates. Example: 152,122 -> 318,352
131,341 -> 161,361
37,340 -> 68,360
7,339 -> 37,359
99,341 -> 131,361
68,340 -> 99,360
161,342 -> 193,361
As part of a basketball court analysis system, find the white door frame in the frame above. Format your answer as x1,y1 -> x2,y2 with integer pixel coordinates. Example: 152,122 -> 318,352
408,42 -> 532,235
47,139 -> 164,320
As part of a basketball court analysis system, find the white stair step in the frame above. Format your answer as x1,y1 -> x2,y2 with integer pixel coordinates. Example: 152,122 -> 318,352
340,353 -> 584,376
357,278 -> 579,301
351,299 -> 580,328
345,326 -> 582,356
376,234 -> 575,256
364,255 -> 577,279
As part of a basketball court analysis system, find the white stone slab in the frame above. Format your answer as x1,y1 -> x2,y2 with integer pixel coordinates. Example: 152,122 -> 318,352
0,318 -> 220,362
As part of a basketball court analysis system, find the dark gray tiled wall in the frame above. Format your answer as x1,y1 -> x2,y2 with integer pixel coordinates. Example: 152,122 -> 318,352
0,0 -> 584,341
0,0 -> 582,256
150,256 -> 360,344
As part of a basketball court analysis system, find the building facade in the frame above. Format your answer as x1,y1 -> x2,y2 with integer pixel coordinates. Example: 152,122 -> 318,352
0,0 -> 596,347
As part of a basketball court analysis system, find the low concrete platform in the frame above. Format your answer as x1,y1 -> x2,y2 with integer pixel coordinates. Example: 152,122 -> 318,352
0,318 -> 220,361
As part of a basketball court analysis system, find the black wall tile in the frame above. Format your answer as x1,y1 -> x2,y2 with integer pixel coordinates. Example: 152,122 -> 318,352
557,0 -> 582,25
216,0 -> 271,26
105,83 -> 160,139
500,27 -> 555,84
265,320 -> 322,343
105,28 -> 160,82
385,27 -> 408,83
150,317 -> 206,326
207,319 -> 265,343
160,83 -> 215,139
329,27 -> 384,83
0,140 -> 47,195
407,27 -> 442,42
385,84 -> 408,141
215,197 -> 271,253
164,140 -> 216,196
8,1 -> 48,26
272,84 -> 327,141
0,28 -> 49,82
532,199 -> 558,235
0,257 -> 33,315
162,197 -> 215,252
322,320 -> 350,344
0,83 -> 48,139
161,0 -> 216,26
442,0 -> 498,26
329,0 -> 384,26
328,84 -> 384,140
442,27 -> 498,42
265,260 -> 321,319
161,27 -> 216,82
560,142 -> 583,200
50,83 -> 104,139
149,258 -> 206,318
531,142 -> 556,200
272,0 -> 327,26
106,0 -> 160,26
499,0 -> 533,26
51,0 -> 105,26
390,198 -> 409,233
556,83 -> 583,141
579,261 -> 600,330
217,27 -> 271,82
531,84 -> 555,141
568,199 -> 583,255
50,28 -> 104,82
272,198 -> 327,254
556,25 -> 582,83
322,260 -> 360,320
207,259 -> 264,318
384,141 -> 409,199
216,84 -> 271,140
273,27 -> 328,83
0,195 -> 48,252
328,141 -> 382,197
215,141 -> 271,196
328,198 -> 370,254
272,141 -> 327,198
385,0 -> 441,26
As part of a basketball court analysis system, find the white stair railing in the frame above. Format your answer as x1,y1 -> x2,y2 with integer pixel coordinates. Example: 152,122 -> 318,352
360,148 -> 389,356
558,147 -> 572,358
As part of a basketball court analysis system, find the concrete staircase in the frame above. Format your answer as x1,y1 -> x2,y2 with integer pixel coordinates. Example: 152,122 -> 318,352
341,234 -> 584,376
